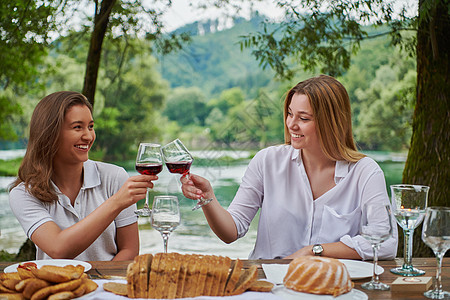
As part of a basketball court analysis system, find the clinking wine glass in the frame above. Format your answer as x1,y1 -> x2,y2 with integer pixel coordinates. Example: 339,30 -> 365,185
161,139 -> 213,211
134,143 -> 163,217
151,195 -> 180,253
421,207 -> 450,299
390,184 -> 429,276
360,202 -> 394,290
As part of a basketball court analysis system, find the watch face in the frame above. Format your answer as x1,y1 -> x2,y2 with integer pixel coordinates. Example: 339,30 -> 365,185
313,244 -> 323,255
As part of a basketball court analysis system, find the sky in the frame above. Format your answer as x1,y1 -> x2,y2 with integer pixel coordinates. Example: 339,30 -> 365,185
160,0 -> 285,31
160,0 -> 418,32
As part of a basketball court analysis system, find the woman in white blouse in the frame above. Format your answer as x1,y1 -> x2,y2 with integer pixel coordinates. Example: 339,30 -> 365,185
181,75 -> 398,260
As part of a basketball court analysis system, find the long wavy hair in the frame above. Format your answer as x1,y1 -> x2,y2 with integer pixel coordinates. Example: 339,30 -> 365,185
284,75 -> 365,162
10,91 -> 93,202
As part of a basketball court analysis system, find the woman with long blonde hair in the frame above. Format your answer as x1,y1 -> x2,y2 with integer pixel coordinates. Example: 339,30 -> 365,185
181,75 -> 397,260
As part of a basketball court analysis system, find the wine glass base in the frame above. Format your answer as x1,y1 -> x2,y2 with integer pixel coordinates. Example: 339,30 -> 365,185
390,266 -> 426,276
361,281 -> 390,291
134,208 -> 151,217
424,290 -> 450,299
192,198 -> 213,211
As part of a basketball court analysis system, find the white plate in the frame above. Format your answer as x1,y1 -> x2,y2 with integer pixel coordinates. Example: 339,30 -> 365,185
263,260 -> 384,284
339,259 -> 384,280
3,259 -> 92,273
272,285 -> 368,300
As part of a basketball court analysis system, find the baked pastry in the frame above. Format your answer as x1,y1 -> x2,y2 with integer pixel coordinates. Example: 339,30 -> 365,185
283,256 -> 353,297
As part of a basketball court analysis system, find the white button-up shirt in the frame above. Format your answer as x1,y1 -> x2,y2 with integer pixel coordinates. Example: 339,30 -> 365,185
227,145 -> 398,260
9,160 -> 137,261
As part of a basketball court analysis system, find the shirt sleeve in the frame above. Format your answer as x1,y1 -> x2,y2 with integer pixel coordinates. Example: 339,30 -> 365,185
112,167 -> 138,228
340,168 -> 398,260
227,150 -> 265,238
9,184 -> 54,238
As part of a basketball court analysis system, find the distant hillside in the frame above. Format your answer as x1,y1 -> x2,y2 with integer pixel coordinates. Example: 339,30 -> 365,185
157,13 -> 276,98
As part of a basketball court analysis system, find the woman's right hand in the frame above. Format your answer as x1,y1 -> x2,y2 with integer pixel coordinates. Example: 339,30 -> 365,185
113,175 -> 156,209
180,173 -> 213,201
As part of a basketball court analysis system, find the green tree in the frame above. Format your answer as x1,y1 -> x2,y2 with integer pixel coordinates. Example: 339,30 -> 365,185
208,87 -> 245,115
75,0 -> 190,107
0,0 -> 61,140
164,87 -> 210,126
48,35 -> 169,160
238,0 -> 449,257
354,57 -> 416,151
95,53 -> 168,160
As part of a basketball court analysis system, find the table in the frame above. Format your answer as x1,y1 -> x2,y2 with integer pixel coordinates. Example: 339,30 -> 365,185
1,257 -> 448,299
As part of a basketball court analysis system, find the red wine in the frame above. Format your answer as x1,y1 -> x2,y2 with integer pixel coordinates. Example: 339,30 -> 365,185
135,163 -> 163,175
166,161 -> 192,174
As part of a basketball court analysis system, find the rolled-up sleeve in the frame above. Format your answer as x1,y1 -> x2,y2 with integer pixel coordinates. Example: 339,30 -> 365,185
341,169 -> 398,260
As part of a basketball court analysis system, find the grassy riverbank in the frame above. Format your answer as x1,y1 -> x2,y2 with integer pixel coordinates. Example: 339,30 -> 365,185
0,158 -> 21,177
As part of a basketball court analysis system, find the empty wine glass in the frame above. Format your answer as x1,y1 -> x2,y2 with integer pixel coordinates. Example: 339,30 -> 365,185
151,195 -> 181,253
421,207 -> 450,299
360,202 -> 394,290
390,184 -> 429,276
134,143 -> 163,217
161,139 -> 212,211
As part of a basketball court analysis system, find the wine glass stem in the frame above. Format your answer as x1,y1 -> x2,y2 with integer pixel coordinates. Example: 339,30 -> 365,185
434,252 -> 444,293
403,229 -> 414,269
161,232 -> 170,253
144,188 -> 150,209
371,243 -> 381,284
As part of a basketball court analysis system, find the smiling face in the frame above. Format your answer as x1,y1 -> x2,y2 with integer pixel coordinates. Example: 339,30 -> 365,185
285,93 -> 321,152
53,104 -> 95,166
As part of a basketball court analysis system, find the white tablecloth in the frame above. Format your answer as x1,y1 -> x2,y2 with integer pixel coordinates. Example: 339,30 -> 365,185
84,279 -> 284,300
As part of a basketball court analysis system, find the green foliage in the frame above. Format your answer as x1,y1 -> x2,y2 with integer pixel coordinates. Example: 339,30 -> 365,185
96,53 -> 169,160
0,0 -> 61,140
0,157 -> 22,177
353,54 -> 416,150
240,1 -> 415,79
0,0 -> 59,89
0,13 -> 419,158
208,87 -> 245,115
0,90 -> 23,140
0,250 -> 17,262
164,87 -> 210,126
158,15 -> 275,98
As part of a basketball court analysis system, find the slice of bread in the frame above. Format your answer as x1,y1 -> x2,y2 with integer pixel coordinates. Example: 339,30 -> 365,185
136,254 -> 152,298
126,262 -> 136,298
175,254 -> 188,298
194,256 -> 208,297
103,282 -> 128,296
231,265 -> 258,295
217,256 -> 232,296
148,253 -> 162,298
183,254 -> 201,298
165,253 -> 181,299
224,258 -> 243,296
247,280 -> 274,292
202,255 -> 218,296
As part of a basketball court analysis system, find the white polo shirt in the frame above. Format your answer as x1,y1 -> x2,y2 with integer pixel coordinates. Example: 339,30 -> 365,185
9,160 -> 138,261
227,145 -> 398,260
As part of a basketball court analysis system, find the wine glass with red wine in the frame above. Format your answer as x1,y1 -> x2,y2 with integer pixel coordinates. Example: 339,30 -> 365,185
161,139 -> 212,211
134,143 -> 163,217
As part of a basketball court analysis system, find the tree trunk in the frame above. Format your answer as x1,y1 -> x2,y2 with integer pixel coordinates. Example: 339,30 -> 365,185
400,0 -> 450,258
82,0 -> 116,107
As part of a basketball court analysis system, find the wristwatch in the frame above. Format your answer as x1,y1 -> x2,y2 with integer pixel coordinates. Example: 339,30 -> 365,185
312,244 -> 324,256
